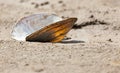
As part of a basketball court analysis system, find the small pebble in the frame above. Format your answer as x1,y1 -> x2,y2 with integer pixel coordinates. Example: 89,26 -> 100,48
108,39 -> 112,42
89,15 -> 94,18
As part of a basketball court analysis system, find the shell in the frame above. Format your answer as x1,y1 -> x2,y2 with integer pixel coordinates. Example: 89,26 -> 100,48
12,13 -> 77,42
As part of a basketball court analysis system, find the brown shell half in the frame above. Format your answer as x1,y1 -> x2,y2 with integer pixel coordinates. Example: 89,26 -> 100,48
26,18 -> 77,42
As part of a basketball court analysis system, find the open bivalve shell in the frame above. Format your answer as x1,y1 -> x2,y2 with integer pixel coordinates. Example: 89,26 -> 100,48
12,13 -> 77,42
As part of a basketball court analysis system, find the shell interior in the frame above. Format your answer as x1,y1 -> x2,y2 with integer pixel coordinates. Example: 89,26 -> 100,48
12,14 -> 62,41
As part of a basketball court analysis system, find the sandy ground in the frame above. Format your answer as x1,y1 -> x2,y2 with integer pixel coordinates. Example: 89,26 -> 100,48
1,0 -> 120,73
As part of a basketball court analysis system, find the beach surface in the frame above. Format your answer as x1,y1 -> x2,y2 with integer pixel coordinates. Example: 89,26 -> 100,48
0,0 -> 120,73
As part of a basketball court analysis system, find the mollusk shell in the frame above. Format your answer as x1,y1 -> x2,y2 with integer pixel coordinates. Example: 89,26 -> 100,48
12,13 -> 77,42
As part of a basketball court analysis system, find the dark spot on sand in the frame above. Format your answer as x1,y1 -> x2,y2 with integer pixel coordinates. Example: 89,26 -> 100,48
72,19 -> 109,29
5,27 -> 7,29
62,4 -> 66,7
61,16 -> 69,19
34,68 -> 44,72
69,55 -> 72,59
19,0 -> 25,3
58,1 -> 63,4
20,42 -> 23,45
113,9 -> 117,12
19,0 -> 28,3
34,3 -> 39,8
89,10 -> 93,13
40,1 -> 49,6
77,6 -> 81,9
24,63 -> 29,66
107,39 -> 113,42
31,2 -> 39,8
112,26 -> 120,30
51,4 -> 54,9
89,15 -> 94,18
24,12 -> 30,14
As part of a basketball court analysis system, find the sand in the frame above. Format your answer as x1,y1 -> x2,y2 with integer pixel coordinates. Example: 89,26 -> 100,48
0,0 -> 120,73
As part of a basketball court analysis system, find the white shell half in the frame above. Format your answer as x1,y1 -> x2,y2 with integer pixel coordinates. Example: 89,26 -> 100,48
12,13 -> 62,41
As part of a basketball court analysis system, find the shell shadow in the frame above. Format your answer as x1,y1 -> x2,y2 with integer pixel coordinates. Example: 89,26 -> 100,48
61,40 -> 85,44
